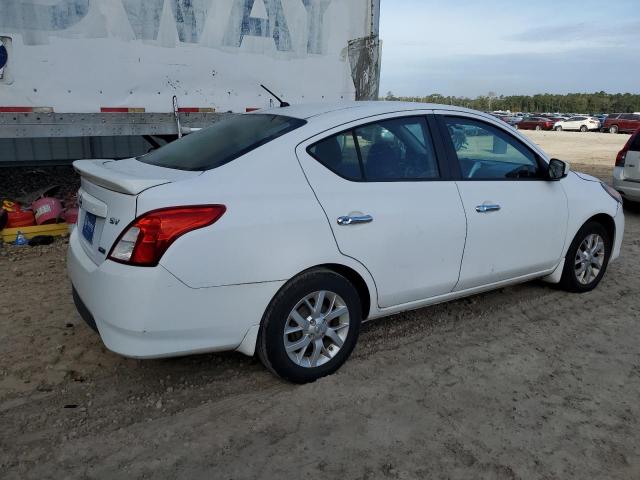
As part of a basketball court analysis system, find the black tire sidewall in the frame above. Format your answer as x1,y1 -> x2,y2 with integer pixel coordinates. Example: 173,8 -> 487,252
561,222 -> 612,293
258,270 -> 362,383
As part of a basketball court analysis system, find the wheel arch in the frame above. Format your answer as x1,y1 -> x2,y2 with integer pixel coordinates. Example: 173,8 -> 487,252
317,263 -> 372,320
586,213 -> 616,246
273,263 -> 373,321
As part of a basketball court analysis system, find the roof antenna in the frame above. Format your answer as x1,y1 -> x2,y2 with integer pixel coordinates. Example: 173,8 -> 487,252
260,84 -> 290,108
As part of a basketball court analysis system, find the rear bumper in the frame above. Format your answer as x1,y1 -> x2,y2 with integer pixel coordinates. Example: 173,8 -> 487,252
613,167 -> 640,202
67,229 -> 283,358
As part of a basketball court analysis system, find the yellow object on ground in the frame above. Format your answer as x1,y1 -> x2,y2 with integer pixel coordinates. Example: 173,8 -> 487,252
1,223 -> 70,243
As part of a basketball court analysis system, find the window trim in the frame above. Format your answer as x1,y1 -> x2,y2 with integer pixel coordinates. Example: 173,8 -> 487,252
435,114 -> 550,182
305,115 -> 449,183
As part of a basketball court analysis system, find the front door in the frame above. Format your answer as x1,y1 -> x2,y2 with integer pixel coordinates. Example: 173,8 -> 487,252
296,114 -> 467,308
435,112 -> 568,291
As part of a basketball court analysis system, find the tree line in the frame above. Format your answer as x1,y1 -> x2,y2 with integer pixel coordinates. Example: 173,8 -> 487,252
383,91 -> 640,114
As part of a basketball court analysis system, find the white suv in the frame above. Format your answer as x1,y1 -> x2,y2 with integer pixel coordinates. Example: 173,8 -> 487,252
554,116 -> 601,132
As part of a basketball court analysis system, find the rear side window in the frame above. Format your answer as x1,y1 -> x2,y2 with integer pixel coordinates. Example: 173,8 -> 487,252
308,116 -> 440,182
630,133 -> 640,152
138,114 -> 305,171
308,132 -> 362,180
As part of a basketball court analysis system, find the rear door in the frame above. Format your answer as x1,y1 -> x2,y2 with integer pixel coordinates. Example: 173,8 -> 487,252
434,111 -> 568,290
620,114 -> 640,133
296,113 -> 467,308
624,132 -> 640,181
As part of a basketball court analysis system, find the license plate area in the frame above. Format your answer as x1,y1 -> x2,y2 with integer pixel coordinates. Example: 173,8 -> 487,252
82,212 -> 97,244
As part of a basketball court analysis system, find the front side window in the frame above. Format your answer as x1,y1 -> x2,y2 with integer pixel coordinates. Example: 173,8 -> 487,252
138,114 -> 305,171
308,116 -> 440,181
443,117 -> 542,180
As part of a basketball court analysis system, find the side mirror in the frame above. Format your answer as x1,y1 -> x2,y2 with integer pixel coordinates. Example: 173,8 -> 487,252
548,158 -> 569,180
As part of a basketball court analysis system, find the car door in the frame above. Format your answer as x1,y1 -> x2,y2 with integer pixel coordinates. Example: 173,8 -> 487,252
620,114 -> 638,132
296,113 -> 467,308
434,112 -> 568,291
566,117 -> 581,130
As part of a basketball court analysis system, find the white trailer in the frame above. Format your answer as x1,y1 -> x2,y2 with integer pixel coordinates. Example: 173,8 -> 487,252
0,0 -> 380,164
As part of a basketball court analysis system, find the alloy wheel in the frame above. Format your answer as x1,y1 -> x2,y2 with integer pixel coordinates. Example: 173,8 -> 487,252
283,291 -> 350,368
574,233 -> 605,285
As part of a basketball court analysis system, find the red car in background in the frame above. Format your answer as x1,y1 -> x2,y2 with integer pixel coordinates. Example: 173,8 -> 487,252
603,113 -> 640,134
517,117 -> 555,131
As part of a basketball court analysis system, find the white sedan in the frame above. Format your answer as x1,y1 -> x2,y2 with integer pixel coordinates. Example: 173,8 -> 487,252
68,102 -> 624,383
554,116 -> 601,132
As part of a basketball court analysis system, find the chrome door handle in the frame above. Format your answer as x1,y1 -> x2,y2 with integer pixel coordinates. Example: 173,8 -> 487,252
475,204 -> 501,213
337,215 -> 373,226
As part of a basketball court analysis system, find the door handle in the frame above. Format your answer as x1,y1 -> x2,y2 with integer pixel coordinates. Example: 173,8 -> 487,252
475,204 -> 501,213
337,214 -> 373,226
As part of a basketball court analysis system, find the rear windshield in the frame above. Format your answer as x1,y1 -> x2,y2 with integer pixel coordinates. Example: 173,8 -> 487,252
138,114 -> 305,171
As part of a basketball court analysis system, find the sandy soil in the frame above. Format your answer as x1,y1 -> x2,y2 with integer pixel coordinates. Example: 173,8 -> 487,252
522,130 -> 630,168
1,136 -> 639,479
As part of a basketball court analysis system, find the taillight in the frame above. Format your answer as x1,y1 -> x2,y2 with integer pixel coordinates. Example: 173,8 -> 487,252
615,134 -> 636,167
108,205 -> 226,266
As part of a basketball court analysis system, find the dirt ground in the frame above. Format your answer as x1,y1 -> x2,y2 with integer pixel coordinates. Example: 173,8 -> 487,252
1,132 -> 639,479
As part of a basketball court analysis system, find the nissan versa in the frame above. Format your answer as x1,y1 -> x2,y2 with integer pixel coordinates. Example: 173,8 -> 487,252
68,102 -> 624,383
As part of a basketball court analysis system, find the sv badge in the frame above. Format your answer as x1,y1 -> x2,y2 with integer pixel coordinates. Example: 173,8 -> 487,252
109,217 -> 120,225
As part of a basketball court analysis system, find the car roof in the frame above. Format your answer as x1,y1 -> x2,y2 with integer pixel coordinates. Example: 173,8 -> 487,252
258,101 -> 477,122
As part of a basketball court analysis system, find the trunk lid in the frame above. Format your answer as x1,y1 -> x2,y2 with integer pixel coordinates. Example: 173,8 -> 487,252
73,159 -> 201,265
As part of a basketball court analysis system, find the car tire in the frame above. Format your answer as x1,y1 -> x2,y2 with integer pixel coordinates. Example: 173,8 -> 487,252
257,269 -> 362,383
555,126 -> 563,132
558,221 -> 611,293
609,125 -> 619,134
535,125 -> 542,131
580,125 -> 588,132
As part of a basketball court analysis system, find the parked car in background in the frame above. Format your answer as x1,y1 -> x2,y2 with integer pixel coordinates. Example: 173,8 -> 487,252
594,114 -> 607,125
554,116 -> 601,132
517,117 -> 555,131
604,113 -> 640,134
67,102 -> 624,383
613,128 -> 640,204
494,115 -> 521,127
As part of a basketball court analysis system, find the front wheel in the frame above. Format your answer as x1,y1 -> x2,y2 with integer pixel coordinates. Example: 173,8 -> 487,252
580,125 -> 588,132
559,221 -> 611,293
555,126 -> 563,132
609,125 -> 619,134
257,269 -> 362,383
535,125 -> 542,131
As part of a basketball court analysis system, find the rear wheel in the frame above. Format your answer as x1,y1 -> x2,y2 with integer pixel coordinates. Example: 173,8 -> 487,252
559,221 -> 611,293
609,125 -> 619,134
257,269 -> 361,383
535,125 -> 542,131
555,126 -> 563,132
580,125 -> 588,132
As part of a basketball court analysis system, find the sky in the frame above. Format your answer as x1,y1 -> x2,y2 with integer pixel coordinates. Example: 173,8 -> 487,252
379,0 -> 640,97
